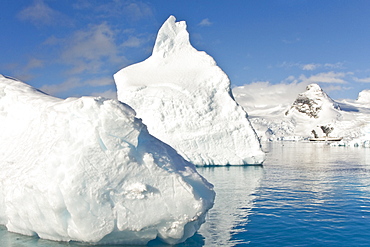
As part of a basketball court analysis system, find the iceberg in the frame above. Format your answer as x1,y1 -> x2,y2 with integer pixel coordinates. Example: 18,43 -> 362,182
114,16 -> 265,166
0,75 -> 215,245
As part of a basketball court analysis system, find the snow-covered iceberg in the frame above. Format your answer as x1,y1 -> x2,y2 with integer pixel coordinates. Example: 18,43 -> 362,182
114,16 -> 265,166
0,75 -> 215,245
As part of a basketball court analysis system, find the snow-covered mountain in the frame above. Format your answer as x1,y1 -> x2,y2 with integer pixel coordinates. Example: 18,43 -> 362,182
233,83 -> 370,144
114,16 -> 265,165
0,75 -> 215,245
285,84 -> 340,119
284,83 -> 342,137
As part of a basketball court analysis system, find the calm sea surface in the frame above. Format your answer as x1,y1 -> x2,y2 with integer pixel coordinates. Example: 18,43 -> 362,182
2,142 -> 370,246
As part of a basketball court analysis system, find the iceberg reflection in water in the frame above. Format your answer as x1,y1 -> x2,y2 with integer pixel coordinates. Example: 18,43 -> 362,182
196,166 -> 263,246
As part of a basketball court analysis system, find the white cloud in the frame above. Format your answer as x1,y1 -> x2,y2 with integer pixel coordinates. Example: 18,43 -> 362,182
74,0 -> 154,21
25,58 -> 44,70
300,71 -> 348,84
1,58 -> 45,82
198,18 -> 212,27
302,63 -> 320,71
61,22 -> 126,74
280,62 -> 344,71
122,36 -> 144,48
123,1 -> 154,21
40,77 -> 82,95
233,80 -> 309,109
84,77 -> 114,87
278,61 -> 301,69
43,35 -> 61,45
233,71 -> 352,111
321,85 -> 348,93
39,76 -> 114,96
17,0 -> 72,26
353,77 -> 370,83
303,62 -> 344,70
324,62 -> 344,69
90,89 -> 117,99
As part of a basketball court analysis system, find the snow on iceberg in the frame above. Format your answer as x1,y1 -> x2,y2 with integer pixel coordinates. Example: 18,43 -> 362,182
114,16 -> 265,166
0,75 -> 215,245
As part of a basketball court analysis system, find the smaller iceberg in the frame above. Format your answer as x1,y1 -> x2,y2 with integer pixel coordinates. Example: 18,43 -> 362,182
0,75 -> 215,245
114,16 -> 265,166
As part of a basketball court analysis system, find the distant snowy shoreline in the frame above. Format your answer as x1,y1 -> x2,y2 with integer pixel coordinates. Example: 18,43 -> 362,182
233,83 -> 370,146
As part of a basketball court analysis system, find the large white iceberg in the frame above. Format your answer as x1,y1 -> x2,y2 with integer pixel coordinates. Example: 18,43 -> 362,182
0,75 -> 215,245
114,16 -> 265,166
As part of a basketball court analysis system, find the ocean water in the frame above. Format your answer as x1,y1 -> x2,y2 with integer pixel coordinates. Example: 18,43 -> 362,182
2,142 -> 370,246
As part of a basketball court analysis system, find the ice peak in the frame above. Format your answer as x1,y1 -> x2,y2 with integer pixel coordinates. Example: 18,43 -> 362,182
114,16 -> 265,166
306,83 -> 323,92
301,84 -> 332,103
152,15 -> 193,58
286,83 -> 340,119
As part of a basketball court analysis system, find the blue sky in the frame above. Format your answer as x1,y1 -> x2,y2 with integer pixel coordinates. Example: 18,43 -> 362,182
1,0 -> 370,100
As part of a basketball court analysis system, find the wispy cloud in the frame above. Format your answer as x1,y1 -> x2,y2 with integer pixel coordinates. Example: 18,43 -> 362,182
282,37 -> 301,44
73,0 -> 154,21
353,77 -> 370,83
40,76 -> 114,96
60,22 -> 126,74
90,89 -> 117,99
25,58 -> 44,71
17,0 -> 73,26
320,85 -> 349,93
233,72 -> 353,111
233,80 -> 309,109
198,18 -> 212,27
279,62 -> 344,71
122,36 -> 145,48
40,77 -> 82,95
300,71 -> 349,84
278,61 -> 301,69
302,63 -> 320,71
302,62 -> 344,71
1,58 -> 45,82
121,1 -> 154,21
